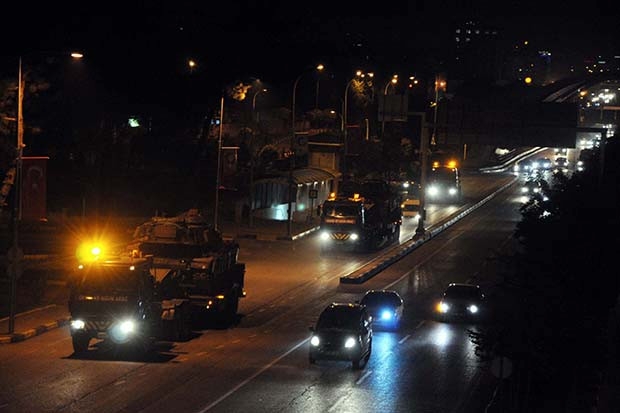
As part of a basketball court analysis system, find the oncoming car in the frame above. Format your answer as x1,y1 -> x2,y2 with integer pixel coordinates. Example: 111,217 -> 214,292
359,289 -> 404,330
309,303 -> 373,369
436,283 -> 485,322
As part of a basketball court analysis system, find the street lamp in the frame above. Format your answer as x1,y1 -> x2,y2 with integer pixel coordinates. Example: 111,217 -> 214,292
343,70 -> 363,180
287,64 -> 324,237
8,51 -> 83,334
432,75 -> 446,146
214,95 -> 225,231
381,75 -> 398,136
252,88 -> 268,123
248,88 -> 267,228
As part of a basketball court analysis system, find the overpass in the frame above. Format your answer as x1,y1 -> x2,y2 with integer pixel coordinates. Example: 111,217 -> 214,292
432,72 -> 619,148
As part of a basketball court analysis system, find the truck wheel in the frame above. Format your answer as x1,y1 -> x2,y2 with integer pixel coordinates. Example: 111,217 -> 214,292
72,334 -> 90,354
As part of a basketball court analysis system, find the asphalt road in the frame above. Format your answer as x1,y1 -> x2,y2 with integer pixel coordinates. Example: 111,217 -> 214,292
0,165 -> 523,413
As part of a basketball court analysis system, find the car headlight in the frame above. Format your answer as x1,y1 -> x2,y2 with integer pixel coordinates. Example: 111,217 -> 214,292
448,187 -> 457,195
428,186 -> 439,196
71,319 -> 85,330
381,309 -> 393,320
350,233 -> 359,241
310,336 -> 320,346
533,187 -> 540,193
437,302 -> 450,313
521,187 -> 529,193
344,337 -> 357,349
468,305 -> 479,314
320,232 -> 330,241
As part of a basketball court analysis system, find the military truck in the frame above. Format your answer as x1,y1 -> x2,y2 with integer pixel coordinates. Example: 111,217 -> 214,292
68,255 -> 192,354
127,209 -> 246,324
318,179 -> 402,253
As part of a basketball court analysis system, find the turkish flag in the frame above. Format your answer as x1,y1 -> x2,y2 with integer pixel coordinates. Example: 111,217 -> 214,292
21,156 -> 49,222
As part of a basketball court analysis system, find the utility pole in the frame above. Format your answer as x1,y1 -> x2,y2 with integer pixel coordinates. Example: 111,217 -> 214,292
412,112 -> 429,237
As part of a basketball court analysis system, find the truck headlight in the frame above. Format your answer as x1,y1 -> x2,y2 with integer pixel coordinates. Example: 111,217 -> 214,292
310,336 -> 320,346
448,187 -> 457,195
320,232 -> 330,241
120,320 -> 136,334
350,233 -> 359,241
71,319 -> 85,330
428,186 -> 439,196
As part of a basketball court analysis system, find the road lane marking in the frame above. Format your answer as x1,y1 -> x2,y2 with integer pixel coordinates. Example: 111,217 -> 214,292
196,337 -> 309,413
356,370 -> 372,385
328,395 -> 348,412
398,334 -> 411,344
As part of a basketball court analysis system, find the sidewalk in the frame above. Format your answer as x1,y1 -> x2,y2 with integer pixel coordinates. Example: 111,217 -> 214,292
0,217 -> 319,344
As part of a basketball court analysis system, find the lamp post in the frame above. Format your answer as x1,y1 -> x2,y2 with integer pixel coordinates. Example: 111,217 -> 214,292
214,95 -> 224,231
381,75 -> 398,137
287,64 -> 324,237
8,51 -> 83,334
343,70 -> 364,180
249,88 -> 267,228
252,88 -> 267,123
432,75 -> 446,146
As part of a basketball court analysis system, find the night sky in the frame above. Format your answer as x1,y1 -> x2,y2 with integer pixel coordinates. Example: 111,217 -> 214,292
3,1 -> 619,110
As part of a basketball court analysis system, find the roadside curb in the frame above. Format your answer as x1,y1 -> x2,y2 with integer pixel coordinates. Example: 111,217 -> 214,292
0,316 -> 71,344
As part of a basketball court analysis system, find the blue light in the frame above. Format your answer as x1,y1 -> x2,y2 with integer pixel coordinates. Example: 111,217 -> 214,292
381,310 -> 393,320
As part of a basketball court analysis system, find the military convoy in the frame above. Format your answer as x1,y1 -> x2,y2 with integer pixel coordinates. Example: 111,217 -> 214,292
68,209 -> 246,354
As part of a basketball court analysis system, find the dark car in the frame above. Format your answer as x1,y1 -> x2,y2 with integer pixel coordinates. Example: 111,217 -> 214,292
309,303 -> 373,369
359,289 -> 404,330
436,283 -> 485,321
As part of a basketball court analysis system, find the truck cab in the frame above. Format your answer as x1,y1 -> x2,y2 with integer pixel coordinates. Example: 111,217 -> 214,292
426,165 -> 462,203
68,255 -> 192,354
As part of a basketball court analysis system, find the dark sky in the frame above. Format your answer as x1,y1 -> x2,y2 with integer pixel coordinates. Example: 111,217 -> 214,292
3,1 -> 619,110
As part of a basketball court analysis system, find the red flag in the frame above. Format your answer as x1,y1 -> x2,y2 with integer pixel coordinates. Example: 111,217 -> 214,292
21,156 -> 49,222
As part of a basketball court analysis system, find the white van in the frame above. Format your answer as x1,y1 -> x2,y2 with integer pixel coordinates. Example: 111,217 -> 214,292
401,198 -> 421,218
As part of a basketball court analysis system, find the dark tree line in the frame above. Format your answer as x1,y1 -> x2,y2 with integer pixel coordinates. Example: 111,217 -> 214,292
469,137 -> 620,412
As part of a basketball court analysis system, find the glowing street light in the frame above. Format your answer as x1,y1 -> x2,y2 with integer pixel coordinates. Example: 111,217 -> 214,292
382,74 -> 398,136
8,51 -> 83,334
287,64 -> 324,237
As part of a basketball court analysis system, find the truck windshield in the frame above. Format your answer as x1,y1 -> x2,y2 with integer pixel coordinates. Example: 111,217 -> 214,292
429,168 -> 457,182
323,205 -> 360,218
74,266 -> 141,294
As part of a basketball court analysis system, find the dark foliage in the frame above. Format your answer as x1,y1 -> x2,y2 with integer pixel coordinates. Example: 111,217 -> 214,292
469,137 -> 620,410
